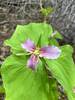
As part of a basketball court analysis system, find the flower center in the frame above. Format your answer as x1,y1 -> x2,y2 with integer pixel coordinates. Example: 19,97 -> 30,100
33,48 -> 40,55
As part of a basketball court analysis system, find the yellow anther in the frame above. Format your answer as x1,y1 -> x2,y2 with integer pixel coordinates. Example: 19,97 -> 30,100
33,48 -> 40,55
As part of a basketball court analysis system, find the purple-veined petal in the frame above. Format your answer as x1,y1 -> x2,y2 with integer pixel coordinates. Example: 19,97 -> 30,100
39,46 -> 61,59
27,54 -> 39,70
21,39 -> 36,52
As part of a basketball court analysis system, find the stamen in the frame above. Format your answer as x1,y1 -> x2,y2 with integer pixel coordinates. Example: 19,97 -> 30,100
33,48 -> 40,55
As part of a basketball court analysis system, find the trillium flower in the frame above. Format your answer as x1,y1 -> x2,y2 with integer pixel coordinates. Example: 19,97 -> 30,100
22,39 -> 61,70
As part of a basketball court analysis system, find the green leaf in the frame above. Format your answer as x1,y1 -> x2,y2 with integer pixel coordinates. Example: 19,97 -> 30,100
46,45 -> 75,100
1,55 -> 51,100
0,85 -> 5,93
1,54 -> 60,100
49,38 -> 59,46
49,31 -> 63,46
54,31 -> 63,39
50,31 -> 63,40
4,23 -> 53,54
49,79 -> 58,100
2,23 -> 63,100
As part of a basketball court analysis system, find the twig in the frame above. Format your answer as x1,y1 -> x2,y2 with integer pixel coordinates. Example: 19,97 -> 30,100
0,21 -> 9,25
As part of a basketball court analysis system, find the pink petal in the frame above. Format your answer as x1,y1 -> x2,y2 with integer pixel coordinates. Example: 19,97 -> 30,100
27,55 -> 39,70
21,39 -> 36,52
39,46 -> 61,59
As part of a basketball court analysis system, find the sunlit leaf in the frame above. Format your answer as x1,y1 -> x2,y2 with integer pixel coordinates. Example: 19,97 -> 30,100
46,45 -> 75,100
1,55 -> 50,100
4,23 -> 53,54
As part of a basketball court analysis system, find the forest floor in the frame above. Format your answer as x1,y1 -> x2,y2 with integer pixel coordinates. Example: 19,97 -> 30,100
0,0 -> 75,100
